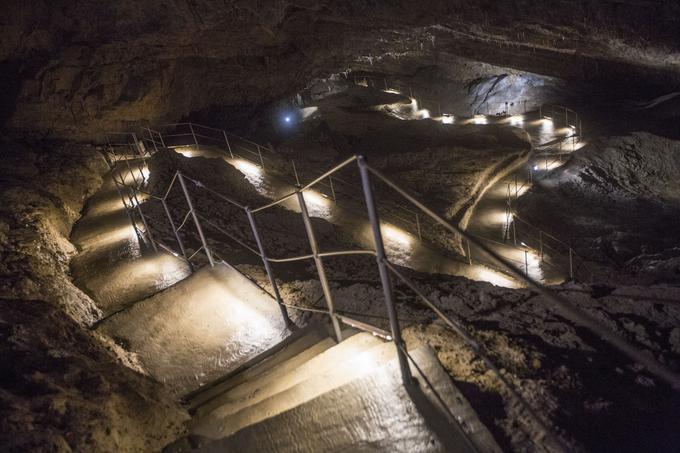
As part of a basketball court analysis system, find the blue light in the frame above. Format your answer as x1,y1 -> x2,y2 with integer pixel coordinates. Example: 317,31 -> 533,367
285,116 -> 291,123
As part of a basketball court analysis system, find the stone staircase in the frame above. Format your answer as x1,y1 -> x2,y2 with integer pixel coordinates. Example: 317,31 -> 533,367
168,323 -> 500,453
76,157 -> 501,452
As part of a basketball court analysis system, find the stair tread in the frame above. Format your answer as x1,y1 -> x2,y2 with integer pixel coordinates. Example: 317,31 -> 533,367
97,264 -> 291,396
192,332 -> 383,428
192,338 -> 394,438
193,335 -> 338,419
196,345 -> 502,453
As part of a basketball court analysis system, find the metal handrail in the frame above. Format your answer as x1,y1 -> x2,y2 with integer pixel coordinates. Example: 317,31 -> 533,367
107,137 -> 680,453
365,163 -> 679,388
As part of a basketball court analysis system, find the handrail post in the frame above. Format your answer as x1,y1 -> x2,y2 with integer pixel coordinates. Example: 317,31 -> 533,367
328,176 -> 336,202
357,156 -> 412,385
415,213 -> 422,240
296,191 -> 343,342
257,144 -> 265,168
132,133 -> 143,157
189,123 -> 200,151
569,248 -> 574,280
292,160 -> 301,186
130,187 -> 157,252
177,172 -> 214,267
158,130 -> 166,148
245,208 -> 293,328
466,238 -> 472,265
512,218 -> 517,246
161,198 -> 191,268
145,128 -> 158,153
222,130 -> 234,159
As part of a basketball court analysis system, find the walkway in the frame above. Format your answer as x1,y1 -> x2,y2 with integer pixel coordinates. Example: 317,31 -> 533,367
69,159 -> 500,452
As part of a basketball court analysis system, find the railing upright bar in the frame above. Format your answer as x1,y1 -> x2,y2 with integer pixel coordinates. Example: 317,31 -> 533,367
222,130 -> 234,159
189,123 -> 200,151
146,128 -> 159,153
357,155 -> 412,385
130,187 -> 158,252
245,208 -> 293,328
415,213 -> 422,240
162,198 -> 191,268
296,191 -> 343,342
177,172 -> 214,267
329,176 -> 336,202
257,145 -> 265,168
292,160 -> 301,186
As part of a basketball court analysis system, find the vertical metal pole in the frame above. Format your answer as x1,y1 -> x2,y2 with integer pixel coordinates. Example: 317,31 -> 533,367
123,157 -> 141,188
512,218 -> 517,246
524,250 -> 529,276
357,156 -> 412,385
223,130 -> 234,159
466,238 -> 472,265
296,191 -> 343,342
292,160 -> 301,186
146,128 -> 159,153
177,172 -> 214,267
415,213 -> 422,240
131,189 -> 157,252
539,231 -> 544,261
245,208 -> 293,328
132,133 -> 143,157
384,77 -> 388,91
158,130 -> 166,148
189,123 -> 200,151
112,173 -> 141,244
162,198 -> 190,266
565,107 -> 568,127
569,248 -> 574,280
328,176 -> 336,202
539,104 -> 542,118
257,145 -> 265,168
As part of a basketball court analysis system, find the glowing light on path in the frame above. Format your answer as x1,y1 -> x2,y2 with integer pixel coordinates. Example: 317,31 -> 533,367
441,114 -> 454,124
233,159 -> 262,177
381,224 -> 412,246
474,115 -> 488,125
302,190 -> 332,219
509,114 -> 524,126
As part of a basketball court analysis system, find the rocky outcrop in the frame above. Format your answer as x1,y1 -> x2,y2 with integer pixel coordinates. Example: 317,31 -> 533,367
517,132 -> 680,284
0,141 -> 188,452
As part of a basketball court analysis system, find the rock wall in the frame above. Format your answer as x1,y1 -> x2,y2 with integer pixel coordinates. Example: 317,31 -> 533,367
3,0 -> 680,141
0,141 -> 188,452
517,132 -> 680,284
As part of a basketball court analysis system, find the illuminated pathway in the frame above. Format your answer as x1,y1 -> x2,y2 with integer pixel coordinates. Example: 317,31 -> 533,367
71,161 -> 191,314
173,145 -> 519,288
169,106 -> 583,287
69,160 -> 499,452
462,116 -> 584,284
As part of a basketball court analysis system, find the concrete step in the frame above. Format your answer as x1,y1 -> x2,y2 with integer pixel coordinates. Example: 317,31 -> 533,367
191,332 -> 385,438
97,264 -> 291,396
193,339 -> 397,439
197,345 -> 501,453
187,322 -> 335,414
